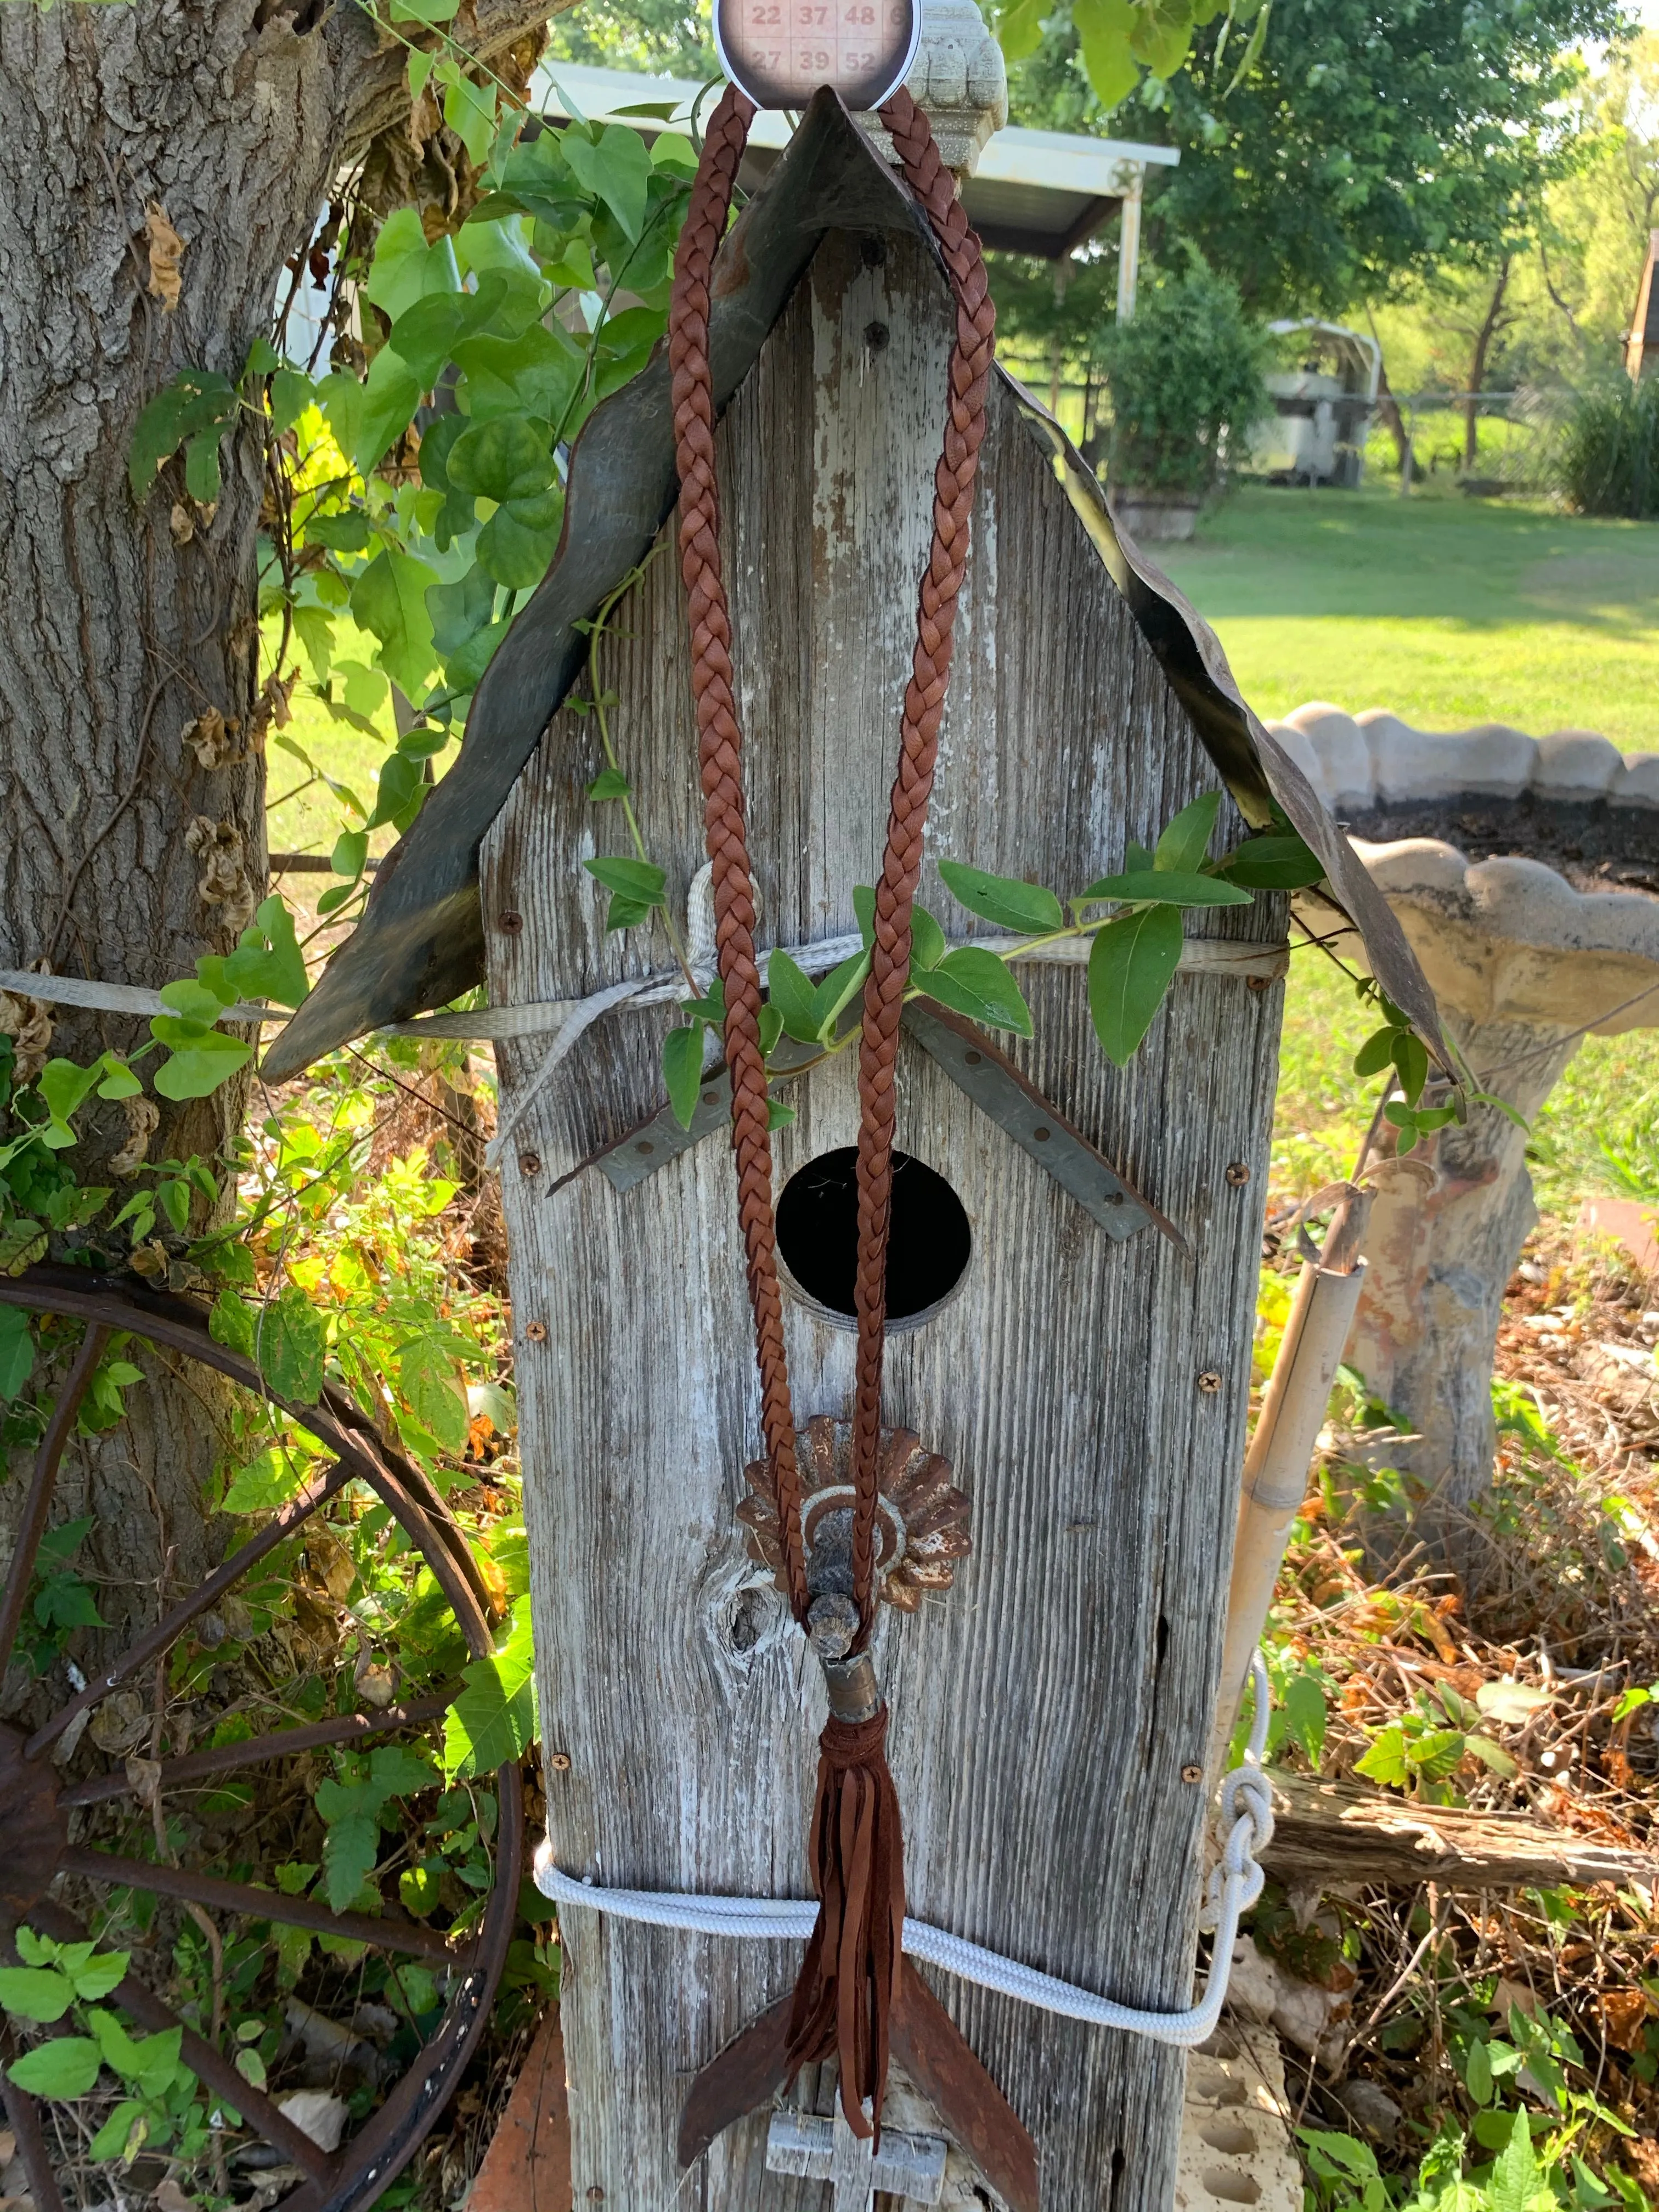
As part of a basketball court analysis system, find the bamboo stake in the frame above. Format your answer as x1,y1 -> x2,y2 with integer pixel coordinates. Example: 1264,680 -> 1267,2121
1210,1185 -> 1373,1780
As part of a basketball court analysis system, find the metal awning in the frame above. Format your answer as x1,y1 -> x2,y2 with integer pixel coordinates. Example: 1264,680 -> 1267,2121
532,62 -> 1177,307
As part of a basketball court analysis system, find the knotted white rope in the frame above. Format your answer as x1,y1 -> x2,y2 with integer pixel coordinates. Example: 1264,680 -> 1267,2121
535,1652 -> 1274,2050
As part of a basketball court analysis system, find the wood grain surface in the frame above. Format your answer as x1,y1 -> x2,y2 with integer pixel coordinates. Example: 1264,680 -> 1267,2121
484,223 -> 1285,2209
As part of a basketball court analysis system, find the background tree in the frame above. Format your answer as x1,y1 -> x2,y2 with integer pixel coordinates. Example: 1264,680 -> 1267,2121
0,0 -> 553,1673
1001,0 -> 1631,318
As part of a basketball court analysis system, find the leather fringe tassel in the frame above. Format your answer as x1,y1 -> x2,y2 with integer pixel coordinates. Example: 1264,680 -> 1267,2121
783,1705 -> 906,2139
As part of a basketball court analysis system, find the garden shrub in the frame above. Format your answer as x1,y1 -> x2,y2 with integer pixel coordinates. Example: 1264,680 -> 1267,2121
1098,264 -> 1272,498
1557,375 -> 1659,518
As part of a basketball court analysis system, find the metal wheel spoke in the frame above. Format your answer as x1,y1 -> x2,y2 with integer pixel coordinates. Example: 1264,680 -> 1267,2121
57,1845 -> 465,1961
25,1897 -> 339,2184
25,1457 -> 352,1761
0,1269 -> 520,2210
0,1327 -> 108,1678
58,1688 -> 458,1809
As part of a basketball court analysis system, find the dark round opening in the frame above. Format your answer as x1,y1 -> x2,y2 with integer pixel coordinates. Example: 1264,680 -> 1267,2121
774,1148 -> 971,1324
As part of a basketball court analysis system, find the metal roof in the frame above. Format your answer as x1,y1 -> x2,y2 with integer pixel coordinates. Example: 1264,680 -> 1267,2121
532,60 -> 1178,258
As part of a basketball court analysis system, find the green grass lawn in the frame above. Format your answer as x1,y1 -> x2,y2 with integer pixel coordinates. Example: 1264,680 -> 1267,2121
1159,483 -> 1659,751
1169,484 -> 1659,1212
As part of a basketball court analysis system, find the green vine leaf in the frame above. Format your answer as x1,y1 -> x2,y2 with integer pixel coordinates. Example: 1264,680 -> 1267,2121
1087,904 -> 1183,1065
560,123 -> 651,243
4,2036 -> 103,2098
584,855 -> 665,932
0,1966 -> 76,2024
1153,792 -> 1221,874
444,1602 -> 537,1781
662,1024 -> 706,1130
1211,834 -> 1325,889
0,1307 -> 35,1401
1075,870 -> 1250,909
128,369 -> 238,503
255,1286 -> 329,1405
938,861 -> 1065,936
766,950 -> 822,1045
917,949 -> 1034,1036
224,895 -> 311,1008
350,550 -> 439,701
362,208 -> 462,324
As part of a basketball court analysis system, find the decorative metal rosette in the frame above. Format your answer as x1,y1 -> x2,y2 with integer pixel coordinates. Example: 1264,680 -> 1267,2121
737,1414 -> 972,1612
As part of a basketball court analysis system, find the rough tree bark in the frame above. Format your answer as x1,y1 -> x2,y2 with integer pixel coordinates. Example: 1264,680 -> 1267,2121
0,0 -> 548,1679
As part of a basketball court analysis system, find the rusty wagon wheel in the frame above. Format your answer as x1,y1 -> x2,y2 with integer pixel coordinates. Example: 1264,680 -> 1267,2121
0,1266 -> 523,2212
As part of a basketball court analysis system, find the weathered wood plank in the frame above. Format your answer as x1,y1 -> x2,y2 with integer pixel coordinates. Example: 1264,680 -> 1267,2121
484,224 -> 1284,2209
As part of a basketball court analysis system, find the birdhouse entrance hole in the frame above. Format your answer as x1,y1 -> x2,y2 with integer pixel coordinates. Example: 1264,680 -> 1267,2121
775,1147 -> 971,1326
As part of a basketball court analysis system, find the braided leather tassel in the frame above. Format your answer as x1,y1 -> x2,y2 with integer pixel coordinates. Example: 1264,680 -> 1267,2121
783,1706 -> 906,2139
667,82 -> 994,2153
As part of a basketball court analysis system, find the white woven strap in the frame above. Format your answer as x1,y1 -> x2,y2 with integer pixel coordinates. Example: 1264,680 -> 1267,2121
535,1654 -> 1274,2050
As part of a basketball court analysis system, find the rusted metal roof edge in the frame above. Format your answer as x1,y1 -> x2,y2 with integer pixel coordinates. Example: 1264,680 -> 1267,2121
264,92 -> 1446,1081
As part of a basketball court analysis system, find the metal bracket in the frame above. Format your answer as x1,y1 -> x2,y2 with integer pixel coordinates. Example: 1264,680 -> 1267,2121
589,1035 -> 824,1195
766,2103 -> 947,2209
590,1001 -> 1182,1254
901,998 -> 1185,1251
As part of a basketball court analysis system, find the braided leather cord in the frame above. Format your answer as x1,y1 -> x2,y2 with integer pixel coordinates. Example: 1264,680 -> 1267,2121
849,88 -> 997,1638
667,87 -> 995,1636
668,84 -> 812,1624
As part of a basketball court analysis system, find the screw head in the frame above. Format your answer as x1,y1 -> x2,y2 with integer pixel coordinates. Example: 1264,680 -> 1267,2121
525,1320 -> 548,1344
1226,1161 -> 1250,1187
1197,1369 -> 1223,1394
1181,1762 -> 1203,1784
1246,973 -> 1271,992
864,319 -> 891,351
588,2188 -> 606,2202
549,1751 -> 572,1772
518,1151 -> 542,1176
498,909 -> 524,934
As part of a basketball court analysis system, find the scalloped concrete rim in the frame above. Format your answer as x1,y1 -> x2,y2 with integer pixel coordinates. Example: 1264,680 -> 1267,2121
259,100 -> 1446,1082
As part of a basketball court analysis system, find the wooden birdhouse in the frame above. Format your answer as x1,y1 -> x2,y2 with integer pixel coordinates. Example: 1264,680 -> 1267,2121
269,66 -> 1436,2212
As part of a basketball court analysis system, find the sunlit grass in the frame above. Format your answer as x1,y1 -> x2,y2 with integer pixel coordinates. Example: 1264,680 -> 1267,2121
1160,483 -> 1659,750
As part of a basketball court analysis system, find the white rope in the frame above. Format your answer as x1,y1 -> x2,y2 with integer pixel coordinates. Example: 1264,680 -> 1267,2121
483,975 -> 646,1170
534,1653 -> 1274,2050
0,968 -> 272,1027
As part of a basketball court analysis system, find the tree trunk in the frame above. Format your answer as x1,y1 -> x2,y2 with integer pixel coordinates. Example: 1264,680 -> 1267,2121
1348,1015 -> 1578,1526
1462,258 -> 1511,473
1372,364 -> 1415,483
0,0 -> 546,1684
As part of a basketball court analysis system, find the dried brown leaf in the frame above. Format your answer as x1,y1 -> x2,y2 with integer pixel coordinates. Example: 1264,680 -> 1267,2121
144,202 -> 185,309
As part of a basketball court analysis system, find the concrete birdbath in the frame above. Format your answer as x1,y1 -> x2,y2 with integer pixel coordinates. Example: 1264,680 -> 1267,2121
1269,703 -> 1659,1511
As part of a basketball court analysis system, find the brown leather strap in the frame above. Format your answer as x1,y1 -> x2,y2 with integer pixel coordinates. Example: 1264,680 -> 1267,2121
668,83 -> 811,1622
667,85 -> 996,1632
848,89 -> 997,1640
668,84 -> 996,2148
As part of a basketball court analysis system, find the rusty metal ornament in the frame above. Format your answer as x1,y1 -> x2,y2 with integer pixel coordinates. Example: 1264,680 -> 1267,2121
0,1267 -> 521,2212
714,0 -> 918,114
736,1414 -> 970,1614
